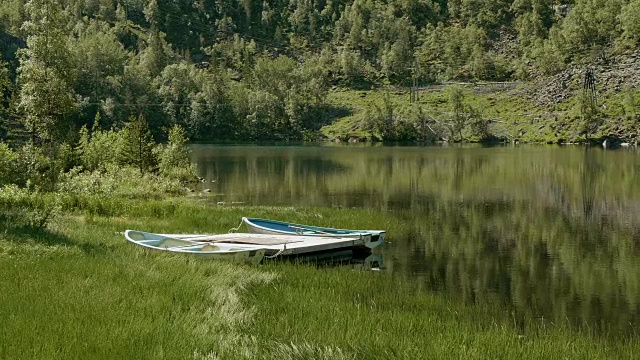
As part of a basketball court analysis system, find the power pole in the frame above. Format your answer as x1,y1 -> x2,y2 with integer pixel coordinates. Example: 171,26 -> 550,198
410,61 -> 420,104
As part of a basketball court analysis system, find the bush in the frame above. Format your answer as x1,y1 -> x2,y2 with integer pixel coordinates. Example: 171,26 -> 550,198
0,142 -> 19,187
14,143 -> 59,191
157,125 -> 197,183
0,185 -> 60,230
58,164 -> 186,198
76,125 -> 122,172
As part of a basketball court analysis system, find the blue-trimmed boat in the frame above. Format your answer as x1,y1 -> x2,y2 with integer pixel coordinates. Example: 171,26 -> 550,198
240,217 -> 385,249
124,230 -> 266,264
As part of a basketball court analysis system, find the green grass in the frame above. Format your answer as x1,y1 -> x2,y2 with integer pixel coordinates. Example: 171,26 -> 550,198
0,214 -> 274,359
1,195 -> 639,359
250,262 -> 640,359
322,85 -> 640,144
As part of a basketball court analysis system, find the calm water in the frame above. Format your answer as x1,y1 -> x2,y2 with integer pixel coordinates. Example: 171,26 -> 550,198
191,143 -> 640,337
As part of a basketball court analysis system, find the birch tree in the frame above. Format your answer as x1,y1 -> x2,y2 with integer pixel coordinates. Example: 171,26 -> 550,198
17,0 -> 77,142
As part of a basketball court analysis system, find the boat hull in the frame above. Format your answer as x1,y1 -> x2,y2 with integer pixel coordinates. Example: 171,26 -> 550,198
241,217 -> 385,249
124,230 -> 266,265
158,232 -> 372,257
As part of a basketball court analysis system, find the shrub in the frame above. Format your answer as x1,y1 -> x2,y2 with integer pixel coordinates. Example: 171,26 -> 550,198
58,164 -> 186,198
0,185 -> 60,230
14,143 -> 59,191
0,142 -> 19,187
76,125 -> 122,172
158,125 -> 197,183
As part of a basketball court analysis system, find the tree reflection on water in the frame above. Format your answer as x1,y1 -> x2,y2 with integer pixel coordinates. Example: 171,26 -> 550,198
192,143 -> 640,337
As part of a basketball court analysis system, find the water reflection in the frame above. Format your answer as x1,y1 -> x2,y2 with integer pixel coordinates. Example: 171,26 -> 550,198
267,249 -> 384,270
192,144 -> 640,337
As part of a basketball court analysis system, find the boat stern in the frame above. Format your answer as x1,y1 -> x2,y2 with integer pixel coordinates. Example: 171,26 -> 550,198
365,231 -> 386,249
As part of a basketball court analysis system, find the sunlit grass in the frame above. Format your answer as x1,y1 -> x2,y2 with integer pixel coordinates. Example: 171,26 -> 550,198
323,85 -> 640,144
1,195 -> 638,359
323,86 -> 545,142
0,212 -> 274,359
250,262 -> 639,359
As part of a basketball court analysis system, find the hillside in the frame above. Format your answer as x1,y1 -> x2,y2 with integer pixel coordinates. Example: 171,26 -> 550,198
0,0 -> 639,144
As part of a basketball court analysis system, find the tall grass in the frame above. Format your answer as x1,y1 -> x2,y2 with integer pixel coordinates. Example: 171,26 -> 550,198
1,195 -> 638,359
0,213 -> 274,360
250,262 -> 639,359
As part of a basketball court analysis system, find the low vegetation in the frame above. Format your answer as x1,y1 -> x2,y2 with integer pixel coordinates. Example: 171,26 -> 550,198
1,189 -> 638,359
1,0 -> 640,357
323,83 -> 640,144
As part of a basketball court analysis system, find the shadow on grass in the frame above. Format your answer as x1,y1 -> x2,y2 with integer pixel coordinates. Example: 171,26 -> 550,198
1,214 -> 108,255
315,105 -> 354,128
265,249 -> 383,270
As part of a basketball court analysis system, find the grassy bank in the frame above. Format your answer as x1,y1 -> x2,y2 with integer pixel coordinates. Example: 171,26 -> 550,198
322,84 -> 640,144
1,195 -> 638,359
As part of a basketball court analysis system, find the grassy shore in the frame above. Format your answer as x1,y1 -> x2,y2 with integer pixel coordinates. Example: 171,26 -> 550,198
322,84 -> 640,144
1,195 -> 638,359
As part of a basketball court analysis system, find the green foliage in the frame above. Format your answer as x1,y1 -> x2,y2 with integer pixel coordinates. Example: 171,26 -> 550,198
0,59 -> 9,100
118,114 -> 157,173
467,105 -> 490,141
577,86 -> 600,139
0,0 -> 25,34
3,0 -> 640,145
13,143 -> 60,191
17,0 -> 77,142
448,0 -> 514,30
416,24 -> 499,81
156,63 -> 201,130
0,184 -> 60,230
531,31 -> 567,75
76,122 -> 122,172
511,0 -> 555,49
57,164 -> 185,198
206,34 -> 257,74
0,141 -> 67,191
558,0 -> 626,57
619,0 -> 640,48
622,87 -> 638,119
366,93 -> 395,141
157,124 -> 197,183
0,59 -> 12,139
72,20 -> 130,128
139,29 -> 174,78
0,142 -> 19,186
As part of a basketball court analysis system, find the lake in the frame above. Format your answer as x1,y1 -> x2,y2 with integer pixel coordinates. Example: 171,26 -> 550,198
191,143 -> 640,337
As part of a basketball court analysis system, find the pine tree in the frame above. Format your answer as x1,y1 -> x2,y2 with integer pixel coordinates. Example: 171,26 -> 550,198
118,114 -> 157,173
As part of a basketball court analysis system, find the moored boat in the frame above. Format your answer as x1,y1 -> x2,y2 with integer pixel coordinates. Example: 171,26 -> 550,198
124,230 -> 266,265
239,217 -> 386,249
156,231 -> 372,256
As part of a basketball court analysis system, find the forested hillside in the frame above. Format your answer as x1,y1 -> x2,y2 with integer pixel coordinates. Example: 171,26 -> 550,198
1,0 -> 639,142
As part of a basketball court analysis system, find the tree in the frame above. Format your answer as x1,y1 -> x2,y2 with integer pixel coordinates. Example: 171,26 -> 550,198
118,114 -> 157,173
0,0 -> 26,34
72,20 -> 130,130
558,0 -> 626,56
619,0 -> 640,48
157,63 -> 199,130
371,93 -> 395,140
511,0 -> 554,49
17,0 -> 77,142
0,60 -> 10,138
158,124 -> 196,181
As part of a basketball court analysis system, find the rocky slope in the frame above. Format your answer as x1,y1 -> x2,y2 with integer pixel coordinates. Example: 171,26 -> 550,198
530,50 -> 640,107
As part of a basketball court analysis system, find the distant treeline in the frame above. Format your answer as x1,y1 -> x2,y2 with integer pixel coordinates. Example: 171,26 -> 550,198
1,0 -> 639,142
